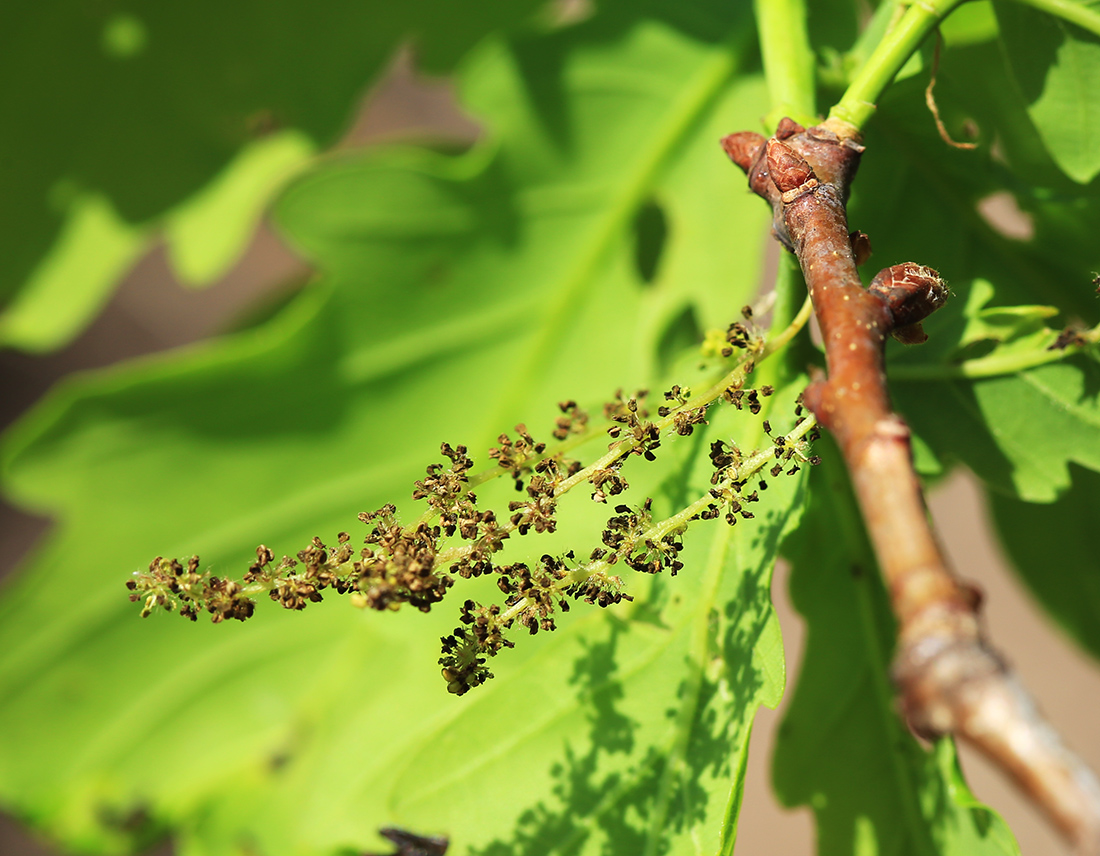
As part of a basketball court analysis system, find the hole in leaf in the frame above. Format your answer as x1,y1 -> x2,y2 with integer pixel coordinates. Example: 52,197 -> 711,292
632,198 -> 668,285
977,192 -> 1034,241
656,305 -> 702,375
101,14 -> 147,59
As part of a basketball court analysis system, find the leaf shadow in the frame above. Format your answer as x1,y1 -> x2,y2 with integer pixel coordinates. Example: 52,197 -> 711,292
894,377 -> 1018,492
468,511 -> 779,855
775,453 -> 1016,854
504,0 -> 751,156
468,621 -> 651,856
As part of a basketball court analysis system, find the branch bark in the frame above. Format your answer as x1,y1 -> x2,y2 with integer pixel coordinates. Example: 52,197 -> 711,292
724,116 -> 1100,854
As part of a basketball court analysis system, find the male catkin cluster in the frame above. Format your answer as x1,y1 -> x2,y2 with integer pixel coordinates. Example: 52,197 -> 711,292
128,330 -> 819,695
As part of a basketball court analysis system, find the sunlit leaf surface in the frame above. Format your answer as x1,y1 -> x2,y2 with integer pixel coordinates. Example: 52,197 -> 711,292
0,0 -> 541,350
0,5 -> 813,854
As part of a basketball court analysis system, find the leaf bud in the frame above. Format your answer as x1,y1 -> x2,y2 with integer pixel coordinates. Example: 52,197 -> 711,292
775,117 -> 805,140
766,139 -> 818,199
868,262 -> 949,343
720,131 -> 766,172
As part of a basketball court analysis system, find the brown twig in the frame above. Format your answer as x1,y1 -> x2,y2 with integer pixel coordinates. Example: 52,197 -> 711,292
723,117 -> 1100,853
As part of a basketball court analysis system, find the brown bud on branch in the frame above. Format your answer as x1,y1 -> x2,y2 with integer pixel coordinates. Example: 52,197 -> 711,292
868,262 -> 950,345
720,131 -> 765,173
766,139 -> 818,202
774,116 -> 805,140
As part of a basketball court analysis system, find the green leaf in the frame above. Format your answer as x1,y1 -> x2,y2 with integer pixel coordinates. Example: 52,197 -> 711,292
831,31 -> 1100,502
836,33 -> 1100,698
942,1 -> 1001,46
774,451 -> 1020,856
0,193 -> 150,352
954,279 -> 1059,352
0,0 -> 542,350
987,465 -> 1100,661
850,29 -> 1100,313
166,391 -> 809,856
163,131 -> 315,286
0,6 -> 805,854
896,356 -> 1100,502
887,278 -> 1081,384
995,1 -> 1100,184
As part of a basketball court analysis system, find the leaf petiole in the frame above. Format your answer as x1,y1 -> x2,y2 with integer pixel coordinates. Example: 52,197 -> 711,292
830,0 -> 967,131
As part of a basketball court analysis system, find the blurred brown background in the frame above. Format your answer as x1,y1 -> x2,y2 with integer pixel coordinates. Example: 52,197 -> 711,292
2,58 -> 1098,856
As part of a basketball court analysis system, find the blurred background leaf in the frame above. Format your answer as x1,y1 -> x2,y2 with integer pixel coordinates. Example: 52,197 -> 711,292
0,3 -> 818,853
994,0 -> 1100,185
0,0 -> 542,352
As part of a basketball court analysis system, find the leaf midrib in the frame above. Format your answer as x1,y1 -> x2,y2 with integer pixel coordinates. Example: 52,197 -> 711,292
481,39 -> 747,437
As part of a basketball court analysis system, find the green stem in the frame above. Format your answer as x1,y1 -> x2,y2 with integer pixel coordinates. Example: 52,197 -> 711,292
758,258 -> 813,390
496,414 -> 819,626
1006,0 -> 1100,37
763,255 -> 804,341
847,517 -> 939,854
647,414 -> 818,540
554,296 -> 816,498
829,0 -> 966,130
406,291 -> 817,537
431,303 -> 819,567
891,339 -> 1097,381
762,293 -> 813,360
552,352 -> 758,497
754,0 -> 817,128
